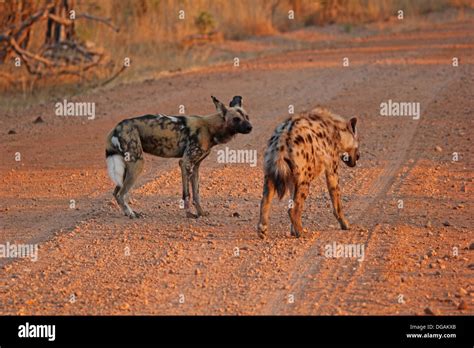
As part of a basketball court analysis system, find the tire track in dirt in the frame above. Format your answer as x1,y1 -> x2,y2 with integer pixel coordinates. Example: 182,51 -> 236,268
201,89 -> 370,314
338,73 -> 474,315
89,40 -> 469,314
169,61 -> 457,314
129,65 -> 371,314
171,45 -> 463,314
265,65 -> 464,315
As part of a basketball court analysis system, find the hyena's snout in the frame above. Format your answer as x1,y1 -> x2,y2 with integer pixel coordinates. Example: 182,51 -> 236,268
342,148 -> 359,167
341,155 -> 357,167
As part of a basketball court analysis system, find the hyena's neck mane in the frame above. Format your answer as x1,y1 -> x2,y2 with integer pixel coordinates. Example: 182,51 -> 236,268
306,108 -> 348,152
203,113 -> 236,145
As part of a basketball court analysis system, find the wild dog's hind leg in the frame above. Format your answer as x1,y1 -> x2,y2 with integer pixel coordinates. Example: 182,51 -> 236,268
113,185 -> 120,198
257,176 -> 276,239
325,170 -> 349,230
116,159 -> 144,218
288,181 -> 309,238
114,127 -> 145,218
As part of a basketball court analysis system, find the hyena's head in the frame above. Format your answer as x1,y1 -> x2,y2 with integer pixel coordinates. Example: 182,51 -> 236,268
340,117 -> 360,167
211,95 -> 253,134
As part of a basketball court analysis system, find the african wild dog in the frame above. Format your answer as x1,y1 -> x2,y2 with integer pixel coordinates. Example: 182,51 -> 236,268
106,96 -> 252,218
257,107 -> 359,239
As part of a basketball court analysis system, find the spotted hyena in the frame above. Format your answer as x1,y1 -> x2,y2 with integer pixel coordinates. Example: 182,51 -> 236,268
257,107 -> 359,239
105,96 -> 252,218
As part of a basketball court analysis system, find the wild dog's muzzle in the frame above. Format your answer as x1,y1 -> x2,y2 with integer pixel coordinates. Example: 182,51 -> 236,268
239,121 -> 253,134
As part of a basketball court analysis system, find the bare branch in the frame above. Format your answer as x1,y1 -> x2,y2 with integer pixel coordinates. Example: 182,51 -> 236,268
47,12 -> 120,32
9,37 -> 54,66
47,13 -> 73,26
0,1 -> 120,91
76,14 -> 120,32
98,65 -> 126,87
12,4 -> 54,42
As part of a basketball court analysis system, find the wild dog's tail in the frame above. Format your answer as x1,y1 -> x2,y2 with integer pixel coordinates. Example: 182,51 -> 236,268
105,131 -> 125,187
264,119 -> 294,199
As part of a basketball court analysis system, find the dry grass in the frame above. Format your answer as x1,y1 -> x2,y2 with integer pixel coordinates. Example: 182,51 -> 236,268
0,0 -> 472,103
306,0 -> 472,25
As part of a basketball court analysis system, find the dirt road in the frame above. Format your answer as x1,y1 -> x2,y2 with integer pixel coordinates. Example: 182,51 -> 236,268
1,16 -> 473,315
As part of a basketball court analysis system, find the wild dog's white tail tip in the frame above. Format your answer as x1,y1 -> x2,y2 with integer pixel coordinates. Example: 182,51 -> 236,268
106,154 -> 125,187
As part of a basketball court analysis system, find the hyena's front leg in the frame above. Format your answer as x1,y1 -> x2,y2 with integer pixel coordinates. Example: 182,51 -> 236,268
257,176 -> 276,239
325,171 -> 350,230
179,158 -> 197,218
190,160 -> 209,217
288,182 -> 309,238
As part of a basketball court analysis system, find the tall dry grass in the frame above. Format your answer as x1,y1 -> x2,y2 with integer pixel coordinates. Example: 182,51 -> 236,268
71,0 -> 473,80
77,0 -> 473,44
0,0 -> 472,100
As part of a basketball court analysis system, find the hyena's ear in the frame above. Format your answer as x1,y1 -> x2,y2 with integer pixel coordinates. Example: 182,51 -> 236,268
348,117 -> 358,136
211,96 -> 227,117
229,96 -> 243,107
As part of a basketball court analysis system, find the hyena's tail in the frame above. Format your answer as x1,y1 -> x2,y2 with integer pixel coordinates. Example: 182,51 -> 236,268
264,120 -> 294,199
105,131 -> 125,187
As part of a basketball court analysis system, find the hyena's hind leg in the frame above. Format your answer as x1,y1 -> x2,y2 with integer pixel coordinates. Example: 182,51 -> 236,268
325,170 -> 349,230
288,181 -> 309,238
116,159 -> 144,218
257,176 -> 276,239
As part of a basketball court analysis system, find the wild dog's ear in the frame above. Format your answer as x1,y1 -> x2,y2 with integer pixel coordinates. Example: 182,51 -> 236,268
348,117 -> 358,136
211,96 -> 227,116
229,96 -> 243,108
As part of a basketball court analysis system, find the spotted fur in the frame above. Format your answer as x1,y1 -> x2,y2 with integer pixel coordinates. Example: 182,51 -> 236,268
257,107 -> 360,238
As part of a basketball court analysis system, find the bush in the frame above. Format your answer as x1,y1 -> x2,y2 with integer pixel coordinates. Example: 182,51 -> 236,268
195,11 -> 216,35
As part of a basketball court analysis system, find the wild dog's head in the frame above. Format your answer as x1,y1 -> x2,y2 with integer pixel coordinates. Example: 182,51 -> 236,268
340,117 -> 360,167
211,95 -> 252,134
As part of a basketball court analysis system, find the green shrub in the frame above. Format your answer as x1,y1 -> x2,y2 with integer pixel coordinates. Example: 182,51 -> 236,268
195,11 -> 216,35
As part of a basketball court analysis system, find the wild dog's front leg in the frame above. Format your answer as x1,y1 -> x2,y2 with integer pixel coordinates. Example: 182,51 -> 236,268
179,158 -> 197,218
325,171 -> 350,230
190,160 -> 209,217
